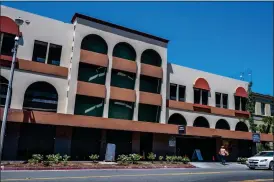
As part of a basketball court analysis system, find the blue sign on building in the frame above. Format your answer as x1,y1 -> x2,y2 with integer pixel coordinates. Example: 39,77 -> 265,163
252,133 -> 261,143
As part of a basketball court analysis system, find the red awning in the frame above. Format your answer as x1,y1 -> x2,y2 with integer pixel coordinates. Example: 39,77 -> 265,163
235,87 -> 248,98
194,78 -> 210,90
0,16 -> 20,35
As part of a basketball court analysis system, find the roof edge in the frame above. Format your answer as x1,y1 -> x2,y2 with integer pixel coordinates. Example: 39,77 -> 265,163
71,13 -> 169,43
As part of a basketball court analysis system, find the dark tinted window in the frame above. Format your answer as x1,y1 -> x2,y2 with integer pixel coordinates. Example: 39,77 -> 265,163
194,88 -> 200,104
215,92 -> 221,108
222,94 -> 228,109
48,44 -> 62,66
1,33 -> 15,56
201,90 -> 208,105
178,85 -> 186,102
261,103 -> 265,115
170,84 -> 177,100
241,97 -> 247,111
235,96 -> 240,110
32,40 -> 47,63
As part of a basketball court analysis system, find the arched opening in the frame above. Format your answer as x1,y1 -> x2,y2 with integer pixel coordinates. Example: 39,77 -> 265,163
23,82 -> 58,112
168,113 -> 187,125
108,100 -> 134,120
235,122 -> 249,132
193,116 -> 210,128
113,42 -> 136,61
81,34 -> 108,54
215,119 -> 230,130
141,49 -> 162,67
0,76 -> 9,106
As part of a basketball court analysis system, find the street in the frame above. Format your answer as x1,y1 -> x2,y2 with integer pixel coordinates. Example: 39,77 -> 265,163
1,168 -> 273,182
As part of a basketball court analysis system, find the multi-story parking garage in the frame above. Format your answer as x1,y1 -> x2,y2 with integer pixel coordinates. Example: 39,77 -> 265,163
0,5 -> 273,161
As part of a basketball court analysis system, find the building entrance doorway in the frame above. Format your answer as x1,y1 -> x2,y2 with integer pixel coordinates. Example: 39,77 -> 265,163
176,136 -> 216,161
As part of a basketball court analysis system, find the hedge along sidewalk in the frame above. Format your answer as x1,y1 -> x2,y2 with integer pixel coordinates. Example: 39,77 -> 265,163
1,161 -> 196,171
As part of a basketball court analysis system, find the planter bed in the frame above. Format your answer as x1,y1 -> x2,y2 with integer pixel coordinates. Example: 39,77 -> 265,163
1,161 -> 195,170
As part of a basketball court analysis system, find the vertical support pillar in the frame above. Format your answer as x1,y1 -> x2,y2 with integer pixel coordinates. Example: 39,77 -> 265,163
54,126 -> 72,156
132,132 -> 140,154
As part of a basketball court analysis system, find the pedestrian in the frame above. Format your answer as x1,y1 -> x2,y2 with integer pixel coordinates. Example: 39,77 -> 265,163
219,146 -> 228,165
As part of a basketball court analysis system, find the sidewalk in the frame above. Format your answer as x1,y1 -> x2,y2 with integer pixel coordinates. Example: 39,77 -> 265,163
190,162 -> 248,169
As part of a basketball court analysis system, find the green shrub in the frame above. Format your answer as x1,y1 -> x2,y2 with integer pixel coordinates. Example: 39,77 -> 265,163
147,152 -> 156,163
237,157 -> 247,164
117,154 -> 131,164
89,154 -> 99,162
43,154 -> 62,166
176,156 -> 183,162
166,155 -> 176,163
28,154 -> 43,164
129,154 -> 142,164
62,155 -> 70,166
159,156 -> 164,161
182,156 -> 190,163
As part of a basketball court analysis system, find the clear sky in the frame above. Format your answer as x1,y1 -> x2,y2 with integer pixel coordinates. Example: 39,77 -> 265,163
3,2 -> 273,95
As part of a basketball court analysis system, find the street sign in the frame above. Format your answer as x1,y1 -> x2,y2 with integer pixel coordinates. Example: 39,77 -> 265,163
252,133 -> 260,143
192,149 -> 203,161
178,125 -> 186,134
169,136 -> 176,147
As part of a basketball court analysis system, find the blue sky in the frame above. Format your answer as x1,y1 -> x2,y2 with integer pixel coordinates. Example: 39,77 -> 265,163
3,2 -> 273,95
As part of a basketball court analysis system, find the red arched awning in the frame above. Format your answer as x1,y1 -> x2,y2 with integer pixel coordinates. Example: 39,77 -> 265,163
235,87 -> 248,98
194,78 -> 210,90
0,16 -> 20,35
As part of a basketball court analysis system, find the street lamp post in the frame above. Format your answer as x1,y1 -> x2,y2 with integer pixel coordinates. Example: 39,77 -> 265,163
0,17 -> 24,163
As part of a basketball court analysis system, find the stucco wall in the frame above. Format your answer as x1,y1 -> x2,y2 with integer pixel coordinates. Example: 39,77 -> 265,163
1,5 -> 73,68
167,63 -> 249,110
167,108 -> 250,131
0,67 -> 68,113
66,18 -> 167,123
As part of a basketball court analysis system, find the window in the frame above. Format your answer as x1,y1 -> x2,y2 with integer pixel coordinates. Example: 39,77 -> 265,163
32,40 -> 62,66
194,88 -> 201,104
170,84 -> 177,100
222,94 -> 228,109
0,33 -> 15,56
261,103 -> 265,115
178,85 -> 186,102
216,93 -> 221,108
32,40 -> 47,63
194,88 -> 208,105
215,92 -> 228,108
234,96 -> 247,111
48,44 -> 62,66
169,84 -> 186,102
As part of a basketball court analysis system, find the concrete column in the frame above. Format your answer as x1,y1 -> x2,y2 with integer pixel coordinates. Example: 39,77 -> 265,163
133,55 -> 141,121
2,123 -> 20,160
159,52 -> 167,124
132,132 -> 140,154
103,45 -> 114,118
66,28 -> 81,114
54,126 -> 72,156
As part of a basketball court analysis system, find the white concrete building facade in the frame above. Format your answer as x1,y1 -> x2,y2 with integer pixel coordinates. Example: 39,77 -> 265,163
0,6 -> 273,161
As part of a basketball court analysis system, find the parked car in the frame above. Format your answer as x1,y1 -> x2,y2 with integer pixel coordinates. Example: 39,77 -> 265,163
246,151 -> 273,170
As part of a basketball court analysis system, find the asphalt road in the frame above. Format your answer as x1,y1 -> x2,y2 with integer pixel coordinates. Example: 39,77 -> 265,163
1,168 -> 273,182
